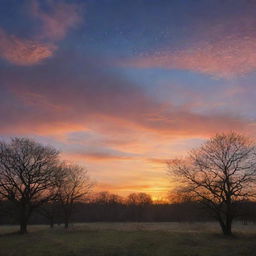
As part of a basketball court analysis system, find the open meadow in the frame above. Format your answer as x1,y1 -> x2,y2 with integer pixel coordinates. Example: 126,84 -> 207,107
1,222 -> 256,256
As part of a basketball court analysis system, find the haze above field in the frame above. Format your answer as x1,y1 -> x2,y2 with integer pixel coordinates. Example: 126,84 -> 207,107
1,0 -> 256,198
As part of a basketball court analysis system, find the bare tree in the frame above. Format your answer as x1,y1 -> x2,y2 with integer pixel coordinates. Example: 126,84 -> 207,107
56,162 -> 92,228
0,138 -> 60,234
168,132 -> 256,235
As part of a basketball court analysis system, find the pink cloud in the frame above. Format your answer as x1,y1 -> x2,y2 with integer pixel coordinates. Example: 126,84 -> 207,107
0,52 -> 254,139
1,81 -> 251,138
125,35 -> 256,78
0,28 -> 55,65
0,1 -> 82,65
124,14 -> 256,79
31,0 -> 82,41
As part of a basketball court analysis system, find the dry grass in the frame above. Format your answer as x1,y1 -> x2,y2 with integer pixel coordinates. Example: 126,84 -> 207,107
0,222 -> 256,256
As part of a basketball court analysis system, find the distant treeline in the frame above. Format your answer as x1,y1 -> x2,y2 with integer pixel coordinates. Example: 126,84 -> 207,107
1,192 -> 256,226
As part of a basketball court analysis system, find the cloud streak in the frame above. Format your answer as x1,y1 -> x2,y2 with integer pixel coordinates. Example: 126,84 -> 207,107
125,35 -> 256,79
0,52 -> 252,138
123,12 -> 256,79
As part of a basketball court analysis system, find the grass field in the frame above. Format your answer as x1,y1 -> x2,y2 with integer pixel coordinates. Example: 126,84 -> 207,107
1,222 -> 256,256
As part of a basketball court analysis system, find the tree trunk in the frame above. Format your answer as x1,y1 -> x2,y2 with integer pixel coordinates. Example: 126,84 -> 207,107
19,220 -> 28,234
19,206 -> 29,234
225,214 -> 233,236
218,215 -> 233,236
63,206 -> 72,229
218,218 -> 226,234
50,218 -> 54,228
64,219 -> 69,228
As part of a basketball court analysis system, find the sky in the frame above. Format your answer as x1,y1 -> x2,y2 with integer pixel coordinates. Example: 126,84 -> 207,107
1,0 -> 256,200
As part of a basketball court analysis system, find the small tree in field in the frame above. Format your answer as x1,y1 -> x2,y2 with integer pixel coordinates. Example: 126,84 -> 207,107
168,132 -> 256,235
56,163 -> 92,228
0,138 -> 59,234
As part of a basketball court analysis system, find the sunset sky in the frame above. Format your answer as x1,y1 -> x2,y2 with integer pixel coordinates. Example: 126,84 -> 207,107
1,0 -> 256,200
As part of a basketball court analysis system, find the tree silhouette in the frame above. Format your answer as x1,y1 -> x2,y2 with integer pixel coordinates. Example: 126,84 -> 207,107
0,138 -> 59,234
168,132 -> 256,235
56,162 -> 92,228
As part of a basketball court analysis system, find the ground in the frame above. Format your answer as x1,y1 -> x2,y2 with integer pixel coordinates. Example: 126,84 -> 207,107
1,222 -> 256,256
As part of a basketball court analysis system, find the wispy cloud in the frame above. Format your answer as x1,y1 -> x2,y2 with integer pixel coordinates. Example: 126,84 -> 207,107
0,28 -> 55,65
31,0 -> 82,41
0,50 -> 253,137
147,158 -> 170,165
125,35 -> 256,79
0,1 -> 82,65
0,74 -> 249,137
123,12 -> 256,79
64,150 -> 136,161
